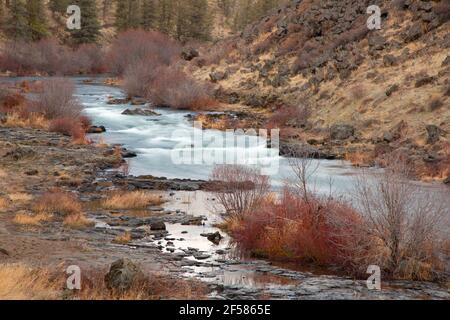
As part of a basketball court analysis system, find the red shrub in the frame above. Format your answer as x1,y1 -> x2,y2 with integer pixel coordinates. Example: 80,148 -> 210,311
49,118 -> 86,141
32,79 -> 82,119
147,66 -> 216,110
267,104 -> 310,129
1,92 -> 25,111
107,29 -> 181,75
231,189 -> 363,267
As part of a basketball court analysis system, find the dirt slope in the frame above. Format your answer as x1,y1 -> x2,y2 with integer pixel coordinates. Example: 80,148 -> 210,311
187,0 -> 450,182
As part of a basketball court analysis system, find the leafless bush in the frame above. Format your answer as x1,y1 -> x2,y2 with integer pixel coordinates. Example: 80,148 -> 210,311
33,79 -> 82,119
341,158 -> 450,280
286,145 -> 320,203
107,29 -> 181,75
210,165 -> 270,218
123,59 -> 159,97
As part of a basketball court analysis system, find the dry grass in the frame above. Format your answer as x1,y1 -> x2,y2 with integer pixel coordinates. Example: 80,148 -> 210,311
0,197 -> 9,212
345,151 -> 375,167
0,168 -> 6,178
8,193 -> 33,203
102,191 -> 163,210
13,211 -> 53,226
113,231 -> 132,244
33,190 -> 82,216
63,213 -> 93,229
0,264 -> 62,300
76,271 -> 207,300
2,112 -> 49,129
0,263 -> 207,300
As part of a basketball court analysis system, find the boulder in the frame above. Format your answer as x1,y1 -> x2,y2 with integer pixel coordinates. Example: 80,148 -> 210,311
426,125 -> 443,144
404,23 -> 422,42
386,84 -> 399,96
121,150 -> 137,158
104,259 -> 144,292
130,97 -> 148,105
107,98 -> 129,105
122,108 -> 160,116
206,231 -> 223,245
87,126 -> 106,134
150,221 -> 166,231
3,146 -> 36,161
181,48 -> 199,61
209,71 -> 228,83
330,124 -> 355,140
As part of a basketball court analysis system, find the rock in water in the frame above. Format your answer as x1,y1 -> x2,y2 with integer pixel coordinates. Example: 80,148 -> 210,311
122,109 -> 160,116
104,258 -> 144,292
150,221 -> 166,231
87,126 -> 106,134
202,231 -> 223,245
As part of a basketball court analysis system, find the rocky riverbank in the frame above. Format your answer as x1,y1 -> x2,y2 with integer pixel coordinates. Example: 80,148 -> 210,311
1,126 -> 448,300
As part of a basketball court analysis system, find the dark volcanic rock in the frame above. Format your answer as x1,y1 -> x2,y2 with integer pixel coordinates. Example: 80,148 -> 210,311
3,146 -> 36,161
122,109 -> 160,116
205,232 -> 223,245
87,126 -> 106,134
104,259 -> 144,292
209,71 -> 228,83
181,47 -> 199,61
150,221 -> 166,231
426,125 -> 444,144
107,98 -> 129,105
330,124 -> 355,140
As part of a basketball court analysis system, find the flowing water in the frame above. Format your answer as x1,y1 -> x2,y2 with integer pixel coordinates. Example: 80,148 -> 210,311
6,77 -> 444,298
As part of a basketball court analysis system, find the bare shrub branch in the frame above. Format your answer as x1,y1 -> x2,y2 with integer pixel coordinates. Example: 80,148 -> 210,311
210,165 -> 270,218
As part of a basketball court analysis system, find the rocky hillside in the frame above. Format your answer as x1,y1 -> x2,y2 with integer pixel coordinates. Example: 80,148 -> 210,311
187,0 -> 450,182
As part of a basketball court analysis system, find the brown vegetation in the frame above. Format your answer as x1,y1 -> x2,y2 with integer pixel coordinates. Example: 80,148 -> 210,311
102,191 -> 163,210
0,264 -> 206,300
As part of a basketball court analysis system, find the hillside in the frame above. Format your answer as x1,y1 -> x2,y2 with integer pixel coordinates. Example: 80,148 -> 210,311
187,0 -> 450,182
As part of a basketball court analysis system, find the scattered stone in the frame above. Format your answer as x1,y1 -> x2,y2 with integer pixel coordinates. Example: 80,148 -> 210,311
181,48 -> 199,61
202,232 -> 224,245
104,258 -> 144,292
150,221 -> 166,231
386,84 -> 399,96
330,124 -> 355,140
130,97 -> 148,105
87,126 -> 106,134
3,146 -> 36,161
107,98 -> 129,105
25,169 -> 38,176
122,109 -> 160,116
209,71 -> 228,83
426,125 -> 444,144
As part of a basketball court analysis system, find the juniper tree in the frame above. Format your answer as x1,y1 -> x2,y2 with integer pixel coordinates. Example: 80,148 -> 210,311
26,0 -> 49,40
115,0 -> 141,31
70,0 -> 100,44
6,0 -> 29,40
141,0 -> 156,30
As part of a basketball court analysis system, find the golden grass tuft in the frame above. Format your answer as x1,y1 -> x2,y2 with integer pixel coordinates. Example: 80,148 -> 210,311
102,191 -> 163,210
63,213 -> 93,229
0,264 -> 62,300
113,231 -> 132,244
8,193 -> 33,203
33,190 -> 82,216
2,113 -> 49,130
0,263 -> 207,300
13,211 -> 53,226
0,197 -> 9,212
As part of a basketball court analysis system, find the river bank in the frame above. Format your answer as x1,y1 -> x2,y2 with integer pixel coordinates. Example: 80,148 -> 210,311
0,94 -> 448,299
